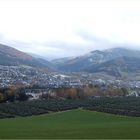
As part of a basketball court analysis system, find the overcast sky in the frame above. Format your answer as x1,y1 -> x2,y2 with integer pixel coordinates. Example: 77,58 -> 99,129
0,0 -> 140,59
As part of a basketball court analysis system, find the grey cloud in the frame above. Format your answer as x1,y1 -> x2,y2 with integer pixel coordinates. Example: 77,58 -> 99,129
1,33 -> 140,60
76,30 -> 111,45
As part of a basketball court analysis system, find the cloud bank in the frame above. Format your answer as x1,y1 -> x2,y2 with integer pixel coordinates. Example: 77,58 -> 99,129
0,0 -> 140,59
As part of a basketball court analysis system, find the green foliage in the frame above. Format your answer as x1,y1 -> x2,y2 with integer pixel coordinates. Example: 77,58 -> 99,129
0,97 -> 140,117
0,112 -> 14,119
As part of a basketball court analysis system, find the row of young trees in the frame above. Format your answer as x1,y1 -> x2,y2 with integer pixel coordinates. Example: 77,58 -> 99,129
0,97 -> 139,118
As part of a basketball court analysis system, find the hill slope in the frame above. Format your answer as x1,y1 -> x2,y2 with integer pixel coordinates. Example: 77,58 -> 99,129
0,44 -> 54,69
53,48 -> 140,78
0,109 -> 140,139
84,56 -> 140,77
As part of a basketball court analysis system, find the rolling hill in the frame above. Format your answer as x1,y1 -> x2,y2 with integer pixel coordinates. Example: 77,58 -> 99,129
0,109 -> 140,139
0,44 -> 54,69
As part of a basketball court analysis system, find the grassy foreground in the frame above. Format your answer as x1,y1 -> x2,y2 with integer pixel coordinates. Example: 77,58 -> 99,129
0,109 -> 140,139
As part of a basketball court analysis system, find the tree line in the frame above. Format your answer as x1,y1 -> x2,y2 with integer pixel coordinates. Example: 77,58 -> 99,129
46,85 -> 128,99
0,84 -> 129,103
0,86 -> 29,103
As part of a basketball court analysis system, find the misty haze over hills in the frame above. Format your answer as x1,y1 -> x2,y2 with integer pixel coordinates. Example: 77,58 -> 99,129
0,0 -> 140,79
0,0 -> 140,59
0,43 -> 140,79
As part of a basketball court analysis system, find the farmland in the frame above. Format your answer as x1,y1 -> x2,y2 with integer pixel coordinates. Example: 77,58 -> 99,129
0,109 -> 140,139
0,97 -> 140,117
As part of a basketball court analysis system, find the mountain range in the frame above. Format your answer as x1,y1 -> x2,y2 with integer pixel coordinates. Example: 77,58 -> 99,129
52,47 -> 140,78
0,43 -> 140,78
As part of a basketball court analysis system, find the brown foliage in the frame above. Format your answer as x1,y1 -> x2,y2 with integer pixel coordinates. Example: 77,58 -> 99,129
49,85 -> 128,99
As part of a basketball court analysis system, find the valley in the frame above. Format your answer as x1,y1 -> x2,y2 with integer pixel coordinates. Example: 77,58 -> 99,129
0,43 -> 140,139
1,44 -> 140,80
0,1 -> 140,139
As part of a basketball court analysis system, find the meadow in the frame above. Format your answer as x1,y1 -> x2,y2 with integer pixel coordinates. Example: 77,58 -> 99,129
0,109 -> 140,139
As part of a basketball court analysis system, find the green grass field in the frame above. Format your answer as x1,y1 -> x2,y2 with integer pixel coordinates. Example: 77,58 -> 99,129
0,109 -> 140,139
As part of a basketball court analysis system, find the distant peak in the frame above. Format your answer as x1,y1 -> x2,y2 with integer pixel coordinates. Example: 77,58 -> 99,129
90,50 -> 103,54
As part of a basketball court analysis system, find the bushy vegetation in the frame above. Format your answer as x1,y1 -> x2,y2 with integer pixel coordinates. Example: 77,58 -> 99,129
0,99 -> 86,116
0,112 -> 14,119
0,102 -> 48,116
0,97 -> 139,118
85,97 -> 140,117
0,86 -> 29,103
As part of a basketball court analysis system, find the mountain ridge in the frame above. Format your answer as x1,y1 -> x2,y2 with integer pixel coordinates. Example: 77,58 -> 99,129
52,47 -> 140,78
52,47 -> 140,71
0,43 -> 140,78
0,43 -> 54,69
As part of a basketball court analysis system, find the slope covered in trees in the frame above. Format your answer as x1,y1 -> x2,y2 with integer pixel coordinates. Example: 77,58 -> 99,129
0,97 -> 139,118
